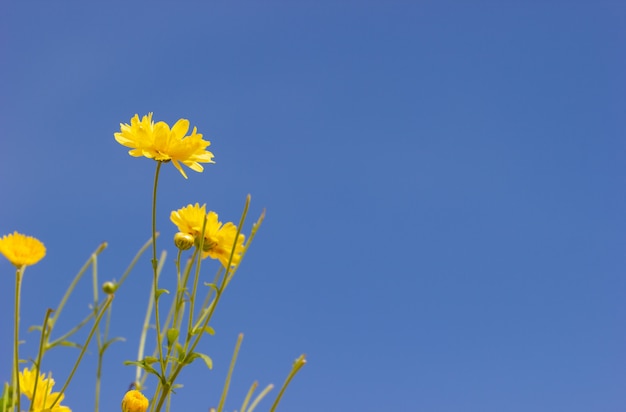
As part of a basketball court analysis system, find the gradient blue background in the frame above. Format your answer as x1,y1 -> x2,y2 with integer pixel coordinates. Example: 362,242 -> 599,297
1,2 -> 625,411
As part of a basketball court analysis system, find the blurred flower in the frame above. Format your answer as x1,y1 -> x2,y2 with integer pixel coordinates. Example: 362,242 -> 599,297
121,389 -> 149,412
114,113 -> 215,178
19,367 -> 71,412
0,232 -> 46,268
171,204 -> 245,268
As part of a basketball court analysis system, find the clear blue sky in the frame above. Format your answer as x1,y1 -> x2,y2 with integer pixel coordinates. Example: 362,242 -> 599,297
1,2 -> 625,411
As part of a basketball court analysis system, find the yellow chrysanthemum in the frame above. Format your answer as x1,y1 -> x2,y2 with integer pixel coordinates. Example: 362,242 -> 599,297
202,211 -> 245,268
0,232 -> 46,267
170,203 -> 208,238
19,367 -> 47,399
121,389 -> 149,412
114,113 -> 215,178
170,204 -> 245,268
19,368 -> 72,412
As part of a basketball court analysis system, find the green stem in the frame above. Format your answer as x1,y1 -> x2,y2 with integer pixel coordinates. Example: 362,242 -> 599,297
151,161 -> 166,376
50,295 -> 114,409
269,355 -> 307,412
13,266 -> 25,412
49,243 -> 107,331
240,381 -> 258,412
95,303 -> 114,412
30,308 -> 54,412
217,333 -> 244,412
247,384 -> 274,412
118,236 -> 156,288
46,312 -> 95,349
136,250 -> 166,388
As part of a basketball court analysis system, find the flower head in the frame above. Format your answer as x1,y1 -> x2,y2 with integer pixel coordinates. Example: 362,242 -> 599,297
0,232 -> 46,268
115,113 -> 215,178
171,204 -> 245,268
121,390 -> 149,412
201,211 -> 245,268
19,368 -> 72,412
170,203 -> 208,238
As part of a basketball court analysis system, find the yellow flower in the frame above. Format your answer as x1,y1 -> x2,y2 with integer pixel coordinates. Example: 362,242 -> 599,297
170,204 -> 245,268
0,232 -> 46,267
114,113 -> 215,178
170,203 -> 208,238
202,211 -> 245,268
121,390 -> 149,412
19,368 -> 72,412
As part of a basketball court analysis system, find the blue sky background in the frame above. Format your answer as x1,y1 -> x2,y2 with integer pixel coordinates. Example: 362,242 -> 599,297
1,2 -> 625,411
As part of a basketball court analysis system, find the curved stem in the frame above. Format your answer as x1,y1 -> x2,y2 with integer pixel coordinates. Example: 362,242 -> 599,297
269,355 -> 307,412
151,161 -> 166,376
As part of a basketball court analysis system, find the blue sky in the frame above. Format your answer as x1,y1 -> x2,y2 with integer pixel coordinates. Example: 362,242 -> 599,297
1,2 -> 625,411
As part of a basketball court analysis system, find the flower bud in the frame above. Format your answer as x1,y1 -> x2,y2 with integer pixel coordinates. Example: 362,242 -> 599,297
174,232 -> 194,251
102,281 -> 117,295
122,389 -> 149,412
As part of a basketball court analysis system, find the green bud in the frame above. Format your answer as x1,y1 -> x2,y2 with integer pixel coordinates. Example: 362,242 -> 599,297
102,281 -> 117,294
166,328 -> 179,346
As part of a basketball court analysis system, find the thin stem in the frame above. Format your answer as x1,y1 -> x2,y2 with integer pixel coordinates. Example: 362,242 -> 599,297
186,217 -> 208,344
118,236 -> 156,288
247,384 -> 274,412
95,303 -> 114,412
50,243 -> 107,330
136,250 -> 166,388
46,312 -> 96,349
151,161 -> 166,376
269,355 -> 307,412
30,308 -> 54,412
217,333 -> 244,412
13,266 -> 25,412
50,295 -> 114,409
240,381 -> 258,412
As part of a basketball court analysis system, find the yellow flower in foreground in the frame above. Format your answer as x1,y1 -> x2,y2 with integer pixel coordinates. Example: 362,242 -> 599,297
121,390 -> 149,412
114,113 -> 215,178
171,204 -> 245,268
0,232 -> 46,267
19,368 -> 71,412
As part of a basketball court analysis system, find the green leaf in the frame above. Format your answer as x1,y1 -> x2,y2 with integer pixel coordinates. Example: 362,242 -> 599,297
184,352 -> 213,370
58,340 -> 82,349
28,325 -> 43,333
203,282 -> 219,292
191,325 -> 215,336
156,288 -> 170,298
143,356 -> 159,365
124,360 -> 160,379
102,337 -> 125,352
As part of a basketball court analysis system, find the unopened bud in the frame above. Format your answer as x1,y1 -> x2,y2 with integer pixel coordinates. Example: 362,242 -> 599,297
102,281 -> 117,294
174,232 -> 194,251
